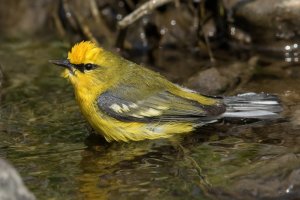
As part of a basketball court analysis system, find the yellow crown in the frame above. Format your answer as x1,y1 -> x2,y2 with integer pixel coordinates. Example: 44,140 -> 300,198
67,41 -> 102,64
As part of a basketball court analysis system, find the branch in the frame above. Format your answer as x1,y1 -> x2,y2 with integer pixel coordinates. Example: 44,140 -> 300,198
118,0 -> 175,29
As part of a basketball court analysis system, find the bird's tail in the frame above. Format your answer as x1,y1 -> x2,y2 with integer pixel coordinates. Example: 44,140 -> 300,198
221,93 -> 282,119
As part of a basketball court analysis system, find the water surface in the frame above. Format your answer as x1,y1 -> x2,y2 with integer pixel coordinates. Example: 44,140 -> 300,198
0,39 -> 299,200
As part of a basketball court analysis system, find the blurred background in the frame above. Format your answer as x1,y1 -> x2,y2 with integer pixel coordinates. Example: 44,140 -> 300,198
0,0 -> 300,200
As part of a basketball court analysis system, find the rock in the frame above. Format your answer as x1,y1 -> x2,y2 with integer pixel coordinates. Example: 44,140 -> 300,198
224,0 -> 300,61
185,57 -> 257,95
185,67 -> 228,95
228,0 -> 300,42
0,158 -> 35,200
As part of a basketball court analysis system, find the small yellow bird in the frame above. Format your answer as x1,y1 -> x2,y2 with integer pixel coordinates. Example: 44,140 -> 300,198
50,41 -> 281,142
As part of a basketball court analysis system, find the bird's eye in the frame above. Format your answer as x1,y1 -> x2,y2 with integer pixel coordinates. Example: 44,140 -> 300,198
85,63 -> 95,71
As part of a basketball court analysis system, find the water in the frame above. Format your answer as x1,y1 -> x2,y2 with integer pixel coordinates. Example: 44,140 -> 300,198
0,39 -> 299,200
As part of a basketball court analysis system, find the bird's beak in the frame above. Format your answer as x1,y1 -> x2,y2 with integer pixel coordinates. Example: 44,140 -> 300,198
49,59 -> 75,74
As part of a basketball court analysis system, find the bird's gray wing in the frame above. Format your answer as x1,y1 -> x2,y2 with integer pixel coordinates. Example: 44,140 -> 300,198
97,84 -> 225,123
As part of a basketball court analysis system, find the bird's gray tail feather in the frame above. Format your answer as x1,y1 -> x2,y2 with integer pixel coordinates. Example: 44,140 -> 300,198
222,93 -> 282,119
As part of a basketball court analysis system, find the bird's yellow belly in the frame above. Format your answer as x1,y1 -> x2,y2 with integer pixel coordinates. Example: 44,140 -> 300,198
75,91 -> 194,142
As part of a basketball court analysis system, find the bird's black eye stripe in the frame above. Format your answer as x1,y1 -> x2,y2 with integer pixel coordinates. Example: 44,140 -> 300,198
75,64 -> 85,72
85,63 -> 96,70
73,63 -> 97,72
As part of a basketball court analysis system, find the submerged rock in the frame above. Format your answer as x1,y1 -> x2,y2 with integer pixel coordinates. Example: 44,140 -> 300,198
210,153 -> 300,200
0,158 -> 35,200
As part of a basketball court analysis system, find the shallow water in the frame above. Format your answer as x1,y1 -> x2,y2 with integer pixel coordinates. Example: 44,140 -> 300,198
0,39 -> 299,200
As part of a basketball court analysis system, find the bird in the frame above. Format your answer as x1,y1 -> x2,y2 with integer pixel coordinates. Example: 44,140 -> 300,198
50,41 -> 282,142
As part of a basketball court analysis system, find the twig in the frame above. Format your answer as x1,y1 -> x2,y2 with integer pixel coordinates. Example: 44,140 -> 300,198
115,28 -> 128,49
62,0 -> 78,30
124,0 -> 136,10
118,0 -> 176,29
176,143 -> 212,188
202,31 -> 215,64
64,0 -> 99,45
197,1 -> 215,64
51,0 -> 66,37
89,0 -> 114,44
75,12 -> 99,45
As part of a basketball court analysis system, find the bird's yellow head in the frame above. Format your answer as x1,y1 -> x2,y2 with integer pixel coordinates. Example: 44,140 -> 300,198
67,41 -> 102,65
50,41 -> 115,92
